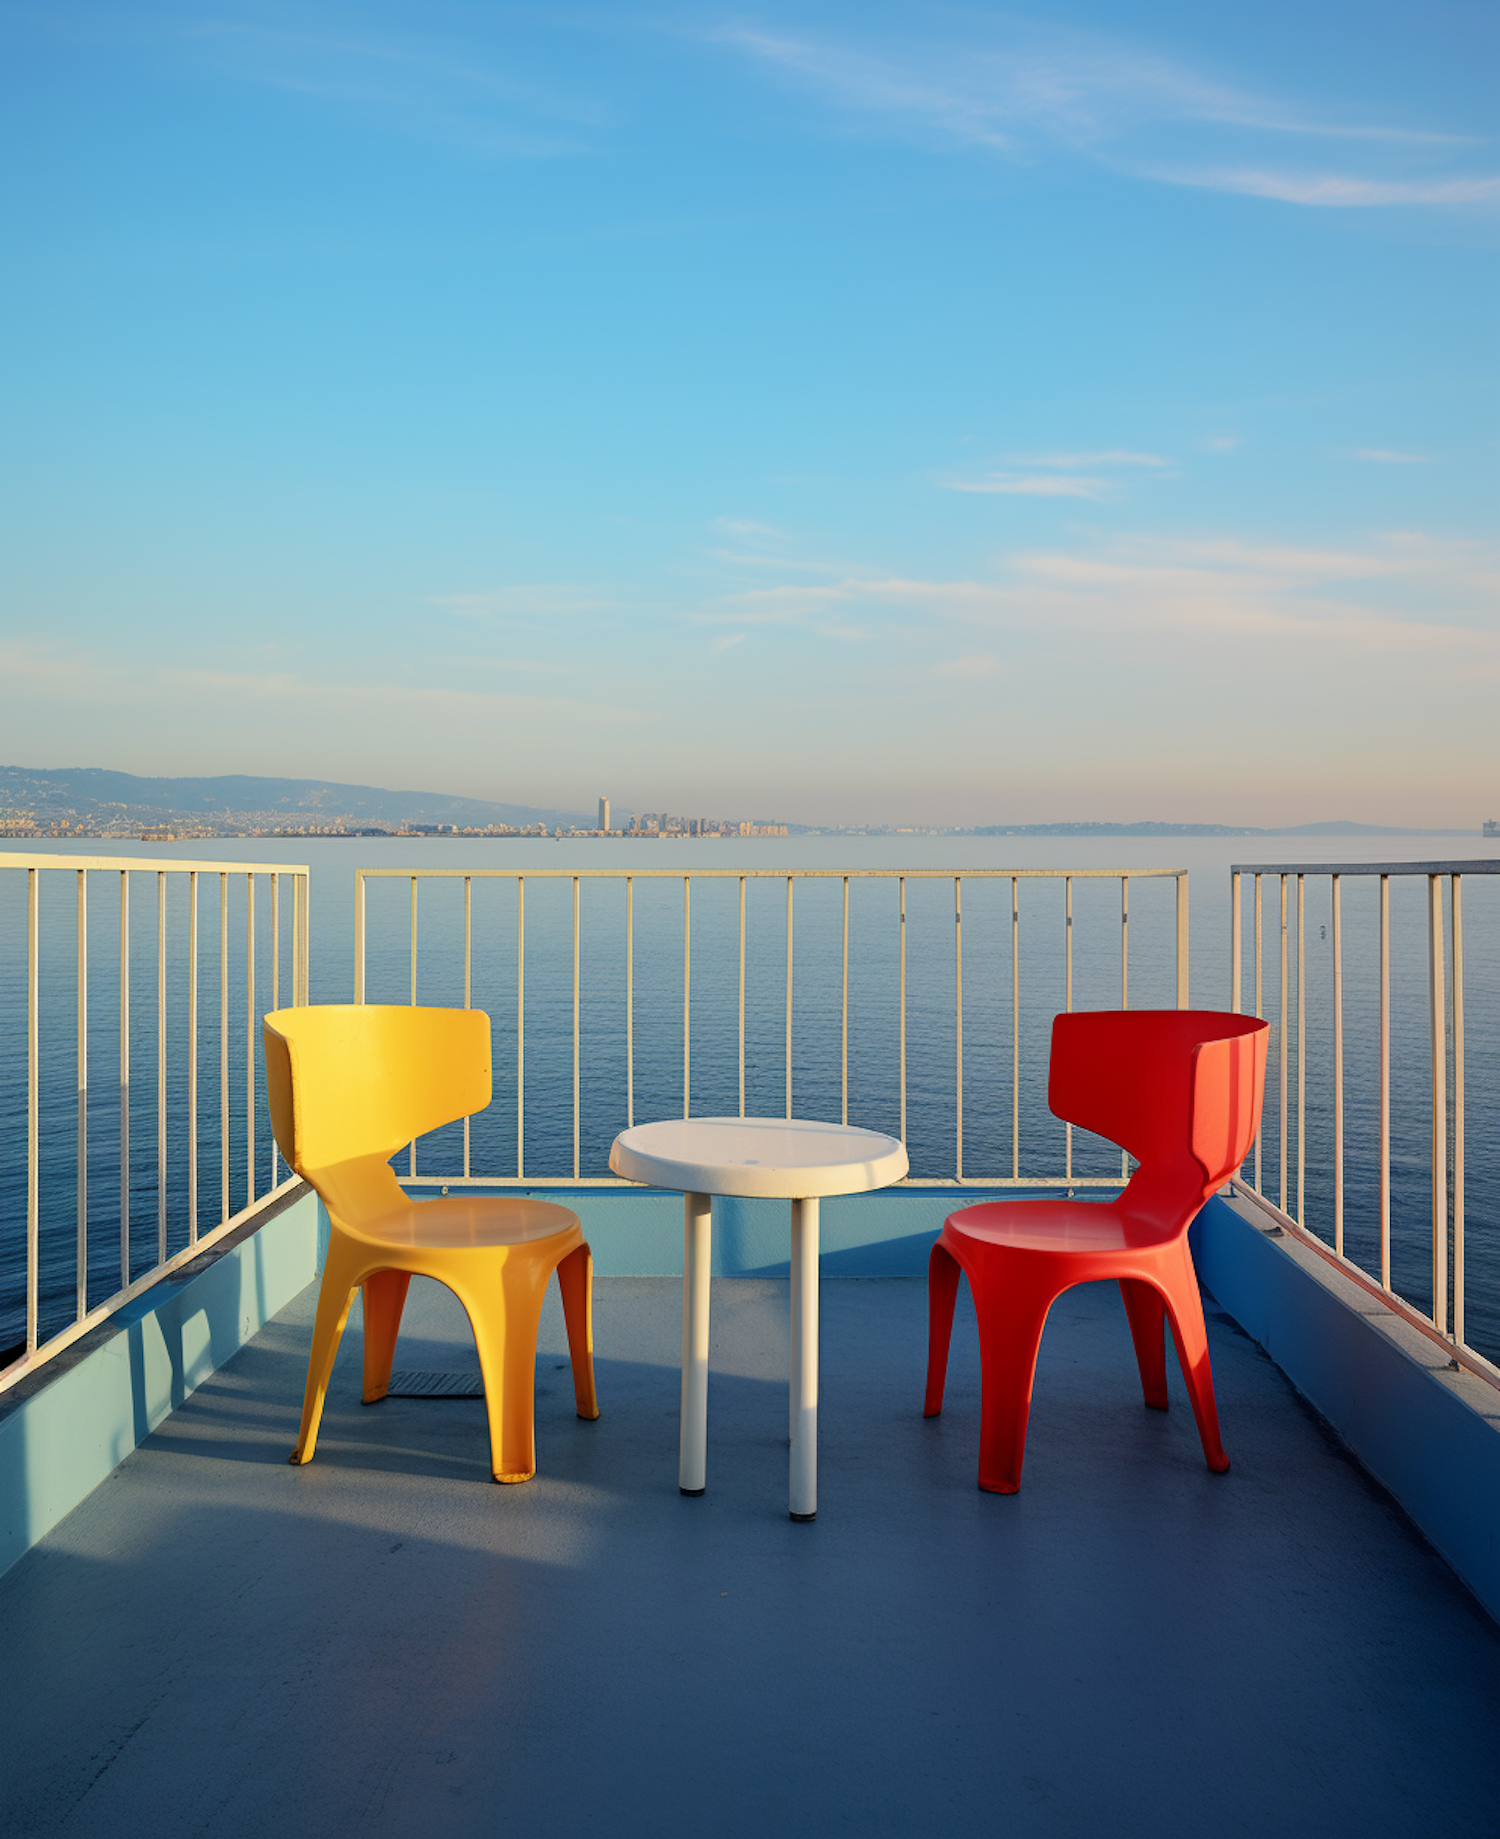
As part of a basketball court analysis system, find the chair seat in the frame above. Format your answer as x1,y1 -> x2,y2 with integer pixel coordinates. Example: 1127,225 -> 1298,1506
353,1194 -> 581,1252
944,1198 -> 1170,1256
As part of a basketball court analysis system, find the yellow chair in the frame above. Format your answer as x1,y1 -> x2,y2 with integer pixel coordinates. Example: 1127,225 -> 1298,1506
264,1004 -> 598,1483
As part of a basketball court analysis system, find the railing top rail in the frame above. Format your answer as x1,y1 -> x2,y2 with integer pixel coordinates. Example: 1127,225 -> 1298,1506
0,852 -> 310,875
353,866 -> 1186,881
1230,859 -> 1499,877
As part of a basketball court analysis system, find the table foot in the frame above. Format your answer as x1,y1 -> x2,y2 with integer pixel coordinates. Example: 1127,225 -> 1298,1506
789,1510 -> 817,1523
789,1197 -> 820,1520
680,1486 -> 705,1497
680,1192 -> 712,1495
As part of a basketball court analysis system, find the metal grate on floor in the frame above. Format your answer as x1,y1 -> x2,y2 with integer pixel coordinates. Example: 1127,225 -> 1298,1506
384,1372 -> 485,1398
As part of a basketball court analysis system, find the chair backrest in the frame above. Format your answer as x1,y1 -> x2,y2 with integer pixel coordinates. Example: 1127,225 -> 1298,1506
1048,1010 -> 1269,1201
263,1005 -> 492,1177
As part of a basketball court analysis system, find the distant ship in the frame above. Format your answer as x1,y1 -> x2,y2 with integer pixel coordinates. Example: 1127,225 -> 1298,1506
1486,817 -> 1499,837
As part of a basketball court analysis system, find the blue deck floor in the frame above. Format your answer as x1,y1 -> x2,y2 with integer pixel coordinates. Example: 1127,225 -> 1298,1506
3,1274 -> 1497,1838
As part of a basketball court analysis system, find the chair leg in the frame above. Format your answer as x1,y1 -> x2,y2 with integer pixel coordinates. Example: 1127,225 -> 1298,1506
556,1243 -> 600,1420
361,1270 -> 412,1405
460,1264 -> 550,1484
1161,1248 -> 1230,1474
924,1241 -> 962,1417
1119,1279 -> 1170,1410
290,1244 -> 363,1466
972,1267 -> 1057,1494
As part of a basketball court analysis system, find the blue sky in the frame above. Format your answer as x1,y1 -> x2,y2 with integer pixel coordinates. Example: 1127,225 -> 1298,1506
1,2 -> 1495,826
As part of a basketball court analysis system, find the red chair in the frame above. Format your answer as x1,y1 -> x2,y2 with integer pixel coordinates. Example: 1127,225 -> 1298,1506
925,1009 -> 1268,1493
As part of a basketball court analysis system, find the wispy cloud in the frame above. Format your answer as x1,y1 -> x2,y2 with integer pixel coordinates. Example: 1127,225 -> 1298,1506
703,518 -> 869,578
432,587 -> 617,617
711,22 -> 1498,210
712,632 -> 746,653
941,446 -> 1168,498
1148,167 -> 1500,208
1351,448 -> 1432,465
1012,450 -> 1168,469
940,473 -> 1107,498
697,533 -> 1500,662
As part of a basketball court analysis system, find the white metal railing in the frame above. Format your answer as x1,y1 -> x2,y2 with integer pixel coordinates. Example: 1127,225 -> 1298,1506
1230,861 -> 1498,1387
1,853 -> 309,1392
353,867 -> 1191,1189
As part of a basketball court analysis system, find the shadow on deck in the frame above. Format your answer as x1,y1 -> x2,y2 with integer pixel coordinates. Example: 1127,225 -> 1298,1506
3,1275 -> 1497,1837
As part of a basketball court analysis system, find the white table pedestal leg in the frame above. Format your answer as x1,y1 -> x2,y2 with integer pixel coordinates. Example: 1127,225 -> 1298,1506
789,1196 -> 819,1521
680,1192 -> 712,1495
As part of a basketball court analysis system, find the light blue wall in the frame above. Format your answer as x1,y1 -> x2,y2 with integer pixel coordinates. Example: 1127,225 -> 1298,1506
1191,1196 -> 1500,1625
0,1187 -> 321,1578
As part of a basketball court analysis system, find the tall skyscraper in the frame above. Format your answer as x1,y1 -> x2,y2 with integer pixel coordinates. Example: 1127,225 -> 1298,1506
597,797 -> 610,832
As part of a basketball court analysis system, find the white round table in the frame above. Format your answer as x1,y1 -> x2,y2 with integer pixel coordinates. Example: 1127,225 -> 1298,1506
608,1116 -> 909,1519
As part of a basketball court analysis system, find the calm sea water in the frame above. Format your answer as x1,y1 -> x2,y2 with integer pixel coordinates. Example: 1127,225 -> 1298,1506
3,832 -> 1497,1361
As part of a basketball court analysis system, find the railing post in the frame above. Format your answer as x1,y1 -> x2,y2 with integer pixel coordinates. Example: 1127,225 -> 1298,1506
737,876 -> 746,1120
898,877 -> 907,1148
1331,875 -> 1343,1257
573,876 -> 581,1177
188,871 -> 198,1242
1253,874 -> 1263,1194
353,869 -> 366,1003
954,877 -> 963,1182
26,868 -> 39,1355
1427,874 -> 1448,1335
1230,872 -> 1241,1014
463,876 -> 472,1180
1278,874 -> 1288,1214
76,869 -> 88,1318
1451,876 -> 1465,1348
1010,877 -> 1020,1181
1064,876 -> 1073,1187
408,876 -> 418,1175
516,877 -> 525,1179
1379,874 -> 1390,1289
246,875 -> 256,1206
120,870 -> 131,1285
1296,873 -> 1305,1226
784,877 -> 794,1120
840,876 -> 849,1129
682,876 -> 691,1120
157,871 -> 167,1264
267,872 -> 276,1189
1175,871 -> 1189,1007
219,873 -> 229,1226
1120,875 -> 1129,1009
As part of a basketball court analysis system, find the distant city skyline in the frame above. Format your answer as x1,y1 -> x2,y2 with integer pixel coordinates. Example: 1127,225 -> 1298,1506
0,763 -> 1487,841
0,5 -> 1495,826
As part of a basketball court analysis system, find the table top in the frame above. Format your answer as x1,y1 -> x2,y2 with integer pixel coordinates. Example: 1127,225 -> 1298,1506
608,1116 -> 909,1200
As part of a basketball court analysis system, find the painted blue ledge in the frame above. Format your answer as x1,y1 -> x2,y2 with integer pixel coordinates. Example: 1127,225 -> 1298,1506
1192,1193 -> 1500,1624
0,1185 -> 321,1578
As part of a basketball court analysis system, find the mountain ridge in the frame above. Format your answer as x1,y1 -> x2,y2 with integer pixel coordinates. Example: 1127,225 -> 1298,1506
0,765 -> 590,831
